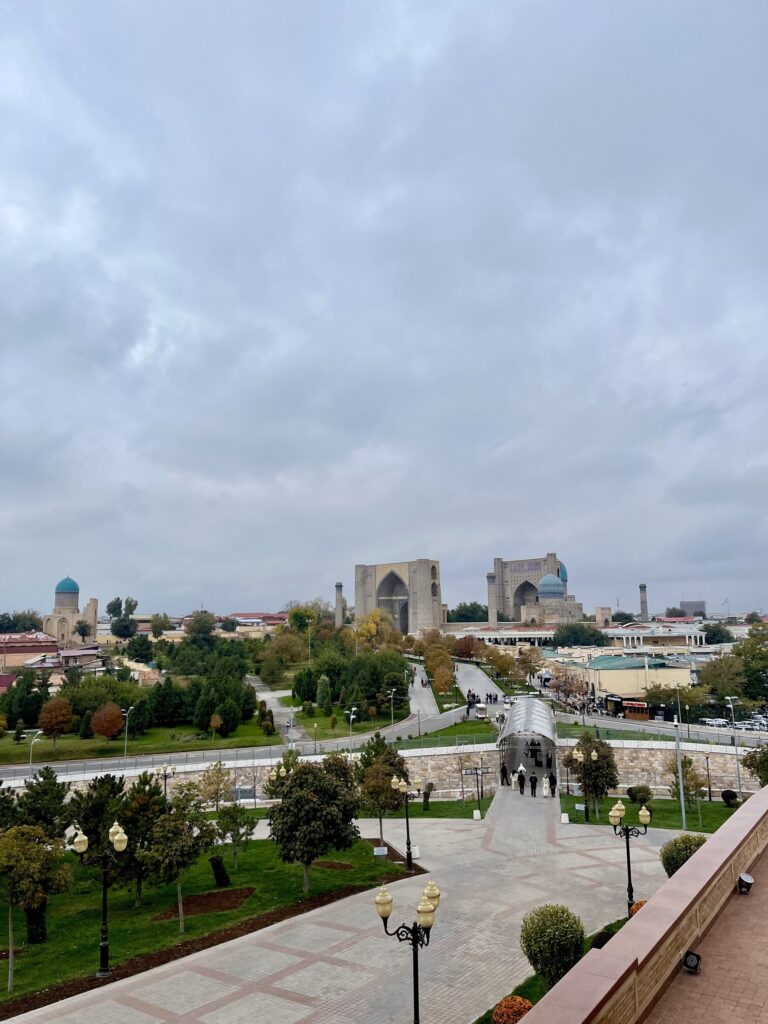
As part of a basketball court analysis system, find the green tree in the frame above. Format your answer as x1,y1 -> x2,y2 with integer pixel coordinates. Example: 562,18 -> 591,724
185,611 -> 217,642
744,611 -> 762,625
562,734 -> 619,818
219,617 -> 238,632
703,623 -> 735,645
268,761 -> 360,894
259,656 -> 285,687
287,606 -> 317,633
37,696 -> 74,750
215,698 -> 241,738
73,619 -> 92,643
68,774 -> 125,854
0,782 -> 17,831
552,623 -> 609,647
742,747 -> 768,787
360,760 -> 401,845
733,624 -> 768,700
193,684 -> 219,732
139,791 -> 216,932
0,610 -> 43,633
358,732 -> 409,780
150,677 -> 184,726
106,598 -> 123,619
697,655 -> 746,700
612,610 -> 635,624
126,634 -> 153,662
16,767 -> 71,838
216,803 -> 253,869
665,607 -> 686,618
111,615 -> 138,639
150,613 -> 172,638
664,753 -> 705,808
117,772 -> 167,907
199,761 -> 233,811
0,826 -> 70,982
446,602 -> 489,622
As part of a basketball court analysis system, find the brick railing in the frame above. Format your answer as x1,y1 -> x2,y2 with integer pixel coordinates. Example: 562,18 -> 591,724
522,785 -> 768,1024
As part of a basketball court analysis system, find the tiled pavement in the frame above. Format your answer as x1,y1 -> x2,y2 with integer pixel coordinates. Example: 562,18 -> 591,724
14,791 -> 671,1024
647,846 -> 768,1024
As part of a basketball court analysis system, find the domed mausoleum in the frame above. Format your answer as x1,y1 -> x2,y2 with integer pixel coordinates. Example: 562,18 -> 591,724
486,553 -> 583,626
42,577 -> 98,646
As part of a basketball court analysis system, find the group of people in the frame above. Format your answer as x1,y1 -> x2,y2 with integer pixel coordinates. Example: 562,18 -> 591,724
483,692 -> 500,705
499,761 -> 557,798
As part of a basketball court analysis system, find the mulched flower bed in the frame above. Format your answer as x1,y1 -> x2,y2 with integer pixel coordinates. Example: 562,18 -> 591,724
153,887 -> 255,920
0,841 -> 423,1021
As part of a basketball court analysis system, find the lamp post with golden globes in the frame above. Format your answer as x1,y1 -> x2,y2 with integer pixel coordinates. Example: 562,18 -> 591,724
572,747 -> 598,822
609,799 -> 651,917
73,820 -> 128,977
375,880 -> 441,1024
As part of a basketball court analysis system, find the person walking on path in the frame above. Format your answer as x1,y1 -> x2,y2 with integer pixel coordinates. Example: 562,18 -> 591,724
541,774 -> 550,798
530,773 -> 538,797
517,770 -> 526,795
548,772 -> 557,797
500,762 -> 509,786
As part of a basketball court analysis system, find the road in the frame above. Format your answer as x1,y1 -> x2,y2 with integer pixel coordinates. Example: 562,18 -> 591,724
555,709 -> 764,748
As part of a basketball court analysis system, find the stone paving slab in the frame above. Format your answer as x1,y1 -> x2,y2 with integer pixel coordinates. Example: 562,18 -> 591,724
13,794 -> 672,1024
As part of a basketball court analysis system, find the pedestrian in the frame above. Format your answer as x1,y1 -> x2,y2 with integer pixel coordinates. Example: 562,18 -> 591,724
541,774 -> 550,798
548,772 -> 557,797
500,763 -> 509,786
517,770 -> 526,795
530,773 -> 538,797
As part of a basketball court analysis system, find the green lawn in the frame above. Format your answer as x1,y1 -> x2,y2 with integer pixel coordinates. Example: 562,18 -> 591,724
5,718 -> 276,769
556,722 -> 675,743
386,797 -> 494,819
0,837 -> 404,1004
285,705 -> 409,742
559,793 -> 739,832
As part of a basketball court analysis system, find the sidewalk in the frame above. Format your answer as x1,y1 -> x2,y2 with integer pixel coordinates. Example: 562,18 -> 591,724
13,791 -> 671,1024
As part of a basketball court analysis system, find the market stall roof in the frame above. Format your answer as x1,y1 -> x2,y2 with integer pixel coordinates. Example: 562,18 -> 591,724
497,698 -> 556,746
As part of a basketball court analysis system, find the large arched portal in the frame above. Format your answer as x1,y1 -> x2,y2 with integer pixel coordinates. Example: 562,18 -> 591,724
376,571 -> 409,633
512,581 -> 538,622
498,699 -> 557,779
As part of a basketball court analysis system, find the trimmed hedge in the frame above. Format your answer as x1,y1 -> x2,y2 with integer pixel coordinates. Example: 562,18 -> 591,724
520,904 -> 585,990
660,833 -> 707,877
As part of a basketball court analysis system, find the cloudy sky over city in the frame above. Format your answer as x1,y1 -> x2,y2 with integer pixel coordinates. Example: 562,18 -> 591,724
2,1 -> 767,617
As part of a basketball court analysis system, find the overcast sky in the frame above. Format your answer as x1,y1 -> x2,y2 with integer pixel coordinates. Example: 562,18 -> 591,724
2,1 -> 767,618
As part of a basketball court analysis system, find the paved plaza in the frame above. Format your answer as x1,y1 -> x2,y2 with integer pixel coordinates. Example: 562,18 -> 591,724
14,791 -> 671,1024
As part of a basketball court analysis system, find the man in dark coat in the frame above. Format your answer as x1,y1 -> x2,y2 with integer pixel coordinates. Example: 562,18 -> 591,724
517,769 -> 526,795
529,773 -> 538,797
548,772 -> 557,797
500,762 -> 509,786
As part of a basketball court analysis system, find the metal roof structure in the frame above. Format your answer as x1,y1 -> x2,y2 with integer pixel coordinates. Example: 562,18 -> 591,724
497,698 -> 556,746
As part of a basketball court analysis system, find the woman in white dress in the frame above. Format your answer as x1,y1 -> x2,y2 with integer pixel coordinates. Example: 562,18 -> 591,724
541,775 -> 551,798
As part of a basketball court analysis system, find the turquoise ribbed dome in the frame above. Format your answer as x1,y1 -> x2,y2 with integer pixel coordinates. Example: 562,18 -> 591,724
55,576 -> 79,594
559,562 -> 568,583
538,573 -> 565,597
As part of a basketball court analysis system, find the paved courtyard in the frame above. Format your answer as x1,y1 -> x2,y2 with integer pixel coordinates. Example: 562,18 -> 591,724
14,791 -> 671,1024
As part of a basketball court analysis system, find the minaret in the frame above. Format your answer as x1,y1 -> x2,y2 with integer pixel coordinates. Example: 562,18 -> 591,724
335,582 -> 344,629
639,583 -> 649,623
487,573 -> 498,627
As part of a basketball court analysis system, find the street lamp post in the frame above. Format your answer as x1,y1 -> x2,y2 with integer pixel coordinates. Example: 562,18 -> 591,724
673,717 -> 688,831
375,881 -> 441,1024
391,774 -> 423,871
704,753 -> 712,801
73,820 -> 128,977
28,729 -> 44,773
345,706 -> 358,739
725,696 -> 743,799
314,722 -> 318,755
159,762 -> 176,800
609,800 -> 651,918
461,762 -> 491,817
685,704 -> 690,740
572,747 -> 598,823
122,705 -> 135,759
388,688 -> 396,740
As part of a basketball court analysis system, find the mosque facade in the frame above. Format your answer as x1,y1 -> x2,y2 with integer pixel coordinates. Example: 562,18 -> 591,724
355,560 -> 443,634
42,577 -> 98,646
486,553 -> 583,626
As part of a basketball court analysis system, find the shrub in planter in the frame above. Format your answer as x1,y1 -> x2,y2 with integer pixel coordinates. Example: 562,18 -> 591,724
627,784 -> 653,806
590,930 -> 614,949
520,904 -> 585,989
629,900 -> 647,916
721,789 -> 739,808
492,995 -> 533,1023
660,833 -> 707,877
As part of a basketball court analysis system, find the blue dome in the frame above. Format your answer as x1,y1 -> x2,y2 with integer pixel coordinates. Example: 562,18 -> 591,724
55,576 -> 79,594
559,562 -> 568,583
537,573 -> 565,597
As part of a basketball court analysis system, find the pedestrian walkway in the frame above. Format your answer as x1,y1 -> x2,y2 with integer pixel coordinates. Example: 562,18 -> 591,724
408,663 -> 440,718
14,791 -> 671,1024
455,660 -> 505,702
